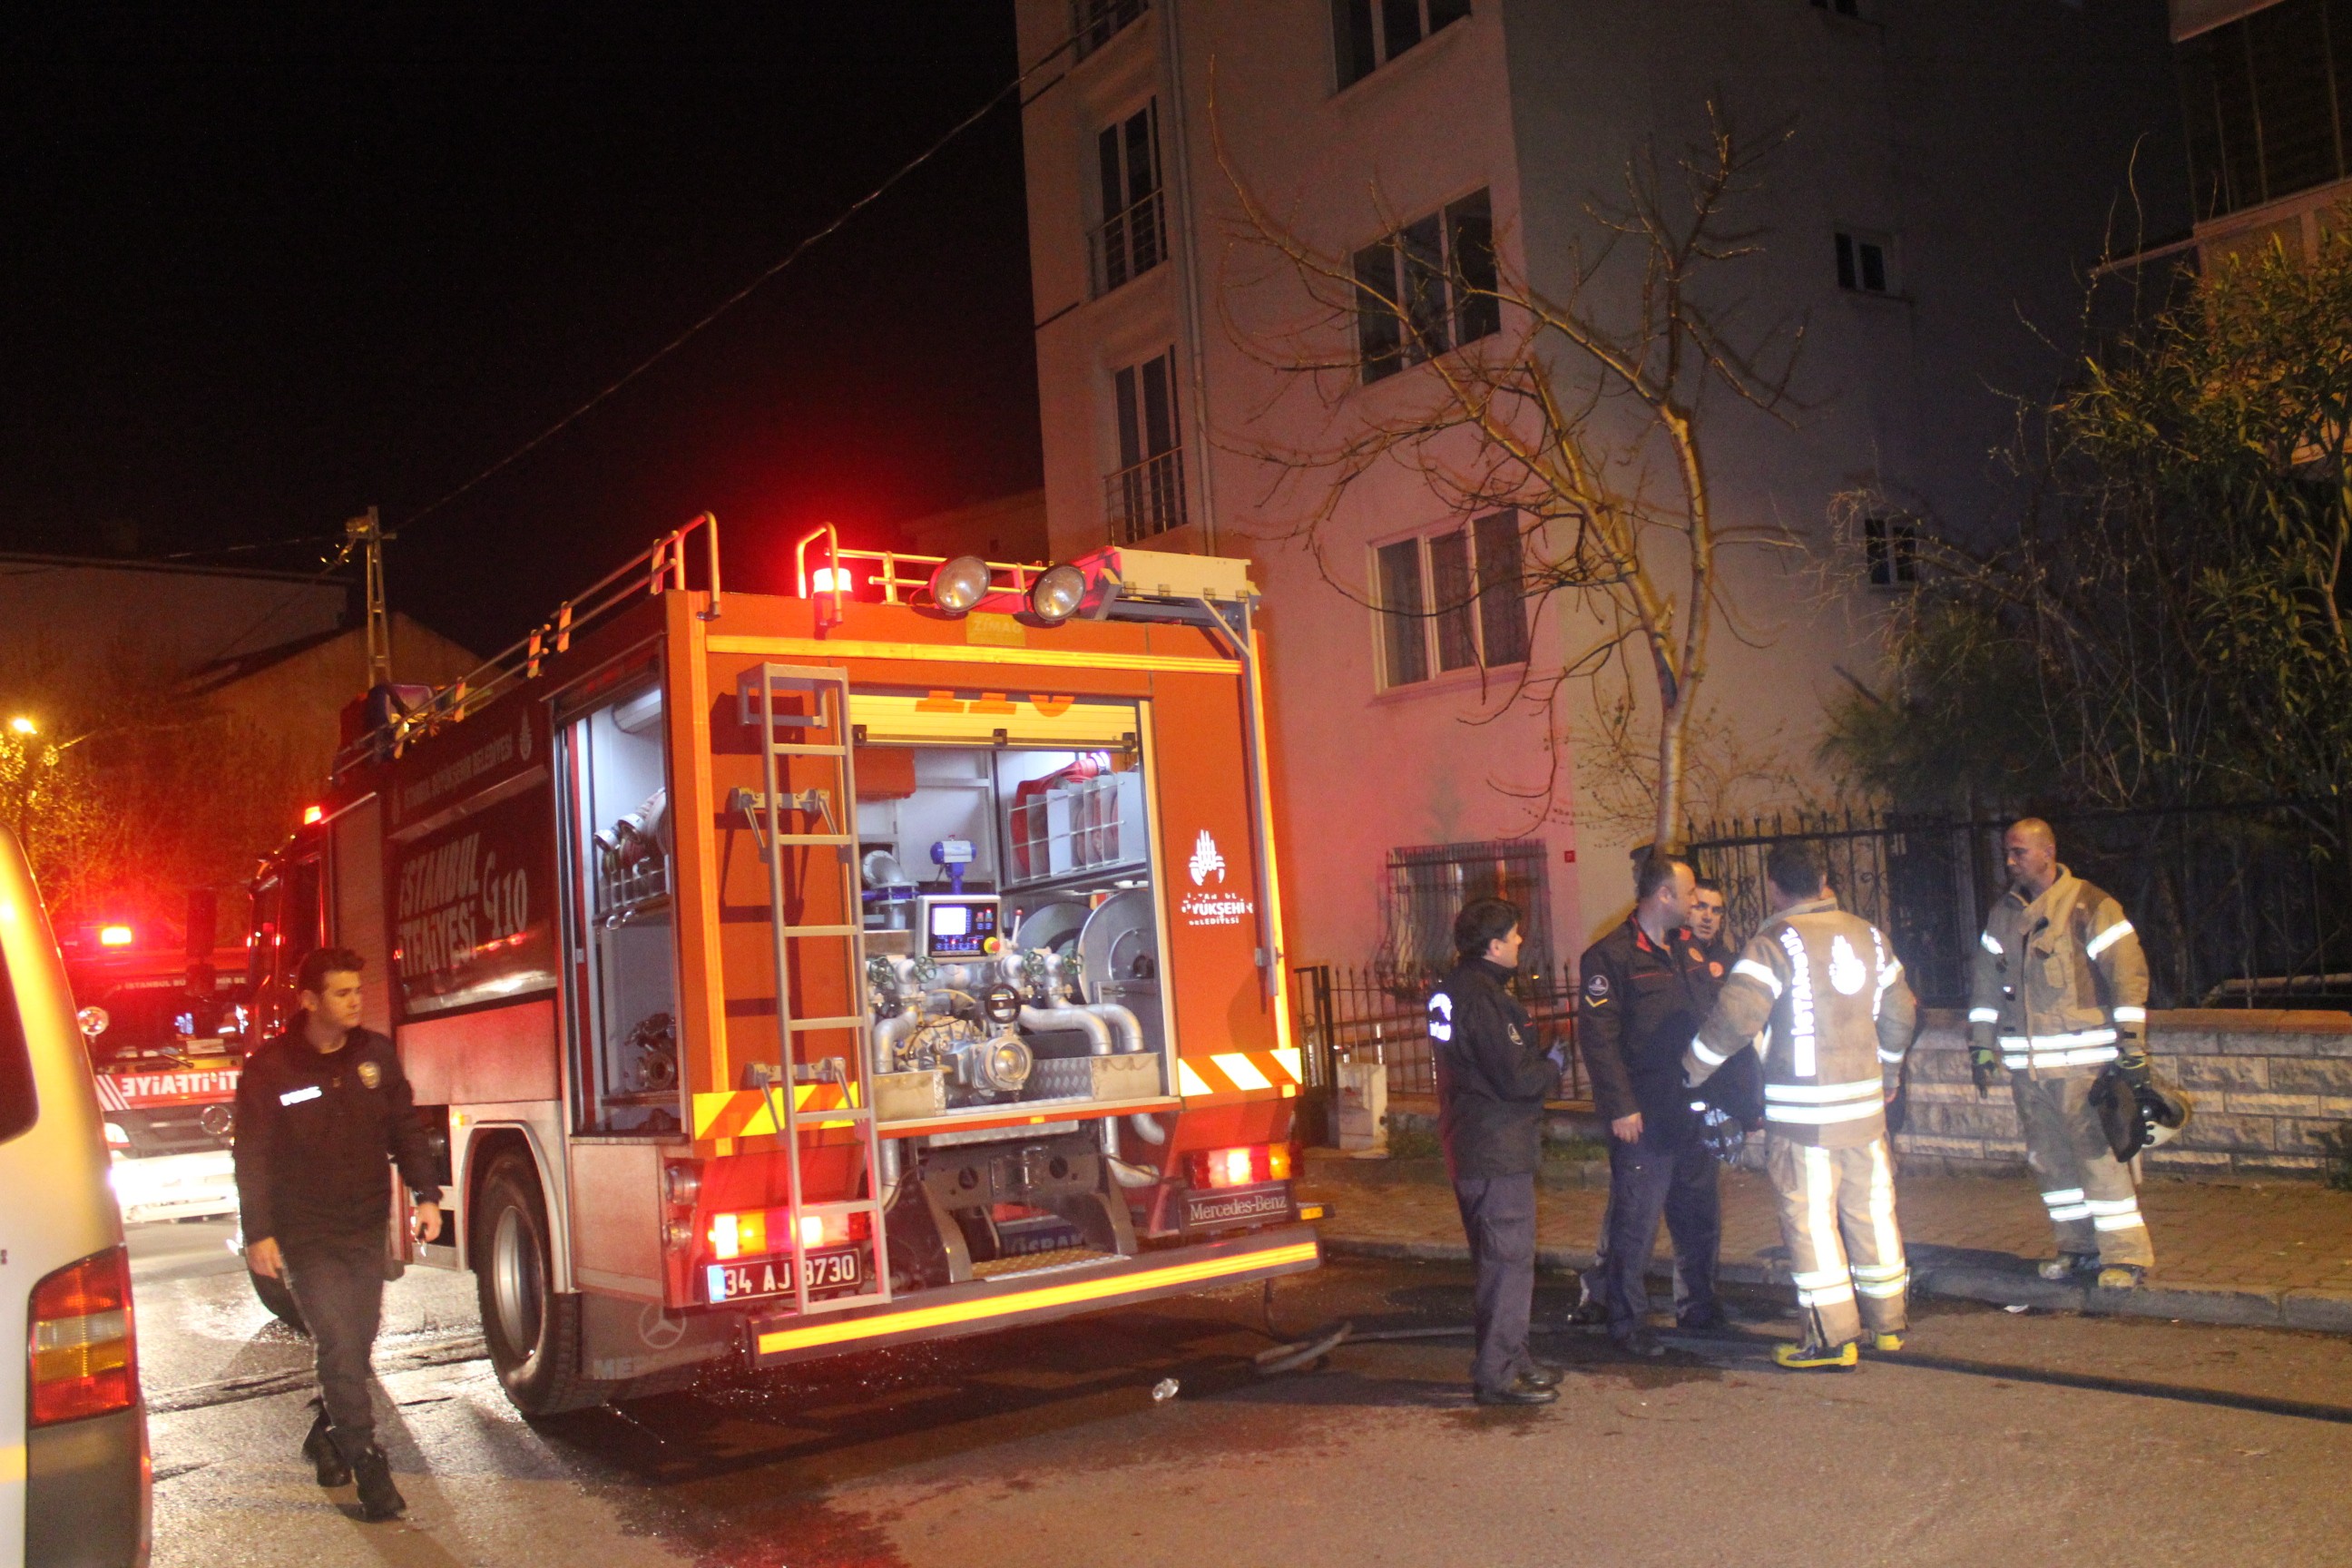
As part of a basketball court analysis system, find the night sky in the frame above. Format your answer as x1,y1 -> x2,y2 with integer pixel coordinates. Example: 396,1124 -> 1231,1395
0,7 -> 1042,655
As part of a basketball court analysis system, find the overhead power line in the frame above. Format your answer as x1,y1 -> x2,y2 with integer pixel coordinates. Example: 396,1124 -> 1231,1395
399,31 -> 1074,535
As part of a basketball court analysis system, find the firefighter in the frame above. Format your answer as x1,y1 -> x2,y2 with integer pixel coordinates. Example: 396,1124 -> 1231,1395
1968,818 -> 2155,1288
1578,854 -> 1727,1356
1690,877 -> 1735,978
235,947 -> 443,1521
1427,897 -> 1565,1406
1683,843 -> 1916,1370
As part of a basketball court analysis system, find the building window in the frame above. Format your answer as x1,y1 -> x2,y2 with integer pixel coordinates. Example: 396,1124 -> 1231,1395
1835,229 -> 1896,295
1865,515 -> 1916,587
1072,0 -> 1147,61
1106,348 -> 1186,543
1355,189 -> 1500,383
1374,511 -> 1529,688
1090,103 -> 1163,297
1333,0 -> 1471,90
2179,0 -> 2352,223
1382,838 -> 1553,977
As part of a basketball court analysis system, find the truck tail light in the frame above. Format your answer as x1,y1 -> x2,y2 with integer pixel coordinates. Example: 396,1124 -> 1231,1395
98,925 -> 134,947
1188,1144 -> 1292,1190
707,1209 -> 856,1259
103,1121 -> 131,1147
29,1245 -> 139,1426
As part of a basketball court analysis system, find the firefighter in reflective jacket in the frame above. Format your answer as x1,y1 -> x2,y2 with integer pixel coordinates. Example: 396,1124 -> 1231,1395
1683,843 -> 1916,1370
1968,818 -> 2155,1288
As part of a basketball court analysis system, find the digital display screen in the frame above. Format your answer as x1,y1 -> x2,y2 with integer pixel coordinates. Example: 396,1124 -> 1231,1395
925,899 -> 998,956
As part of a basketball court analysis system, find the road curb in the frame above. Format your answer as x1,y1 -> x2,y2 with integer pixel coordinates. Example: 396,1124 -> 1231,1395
1318,1233 -> 2352,1336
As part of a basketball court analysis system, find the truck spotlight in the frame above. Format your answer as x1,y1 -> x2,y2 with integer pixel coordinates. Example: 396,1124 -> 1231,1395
301,804 -> 325,825
810,566 -> 852,595
928,555 -> 991,616
1027,563 -> 1088,624
77,1006 -> 110,1038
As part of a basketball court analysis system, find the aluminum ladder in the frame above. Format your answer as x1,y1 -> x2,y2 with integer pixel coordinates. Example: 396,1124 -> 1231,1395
731,662 -> 892,1318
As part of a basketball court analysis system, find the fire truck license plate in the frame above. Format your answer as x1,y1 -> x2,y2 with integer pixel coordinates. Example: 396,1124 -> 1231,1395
706,1247 -> 862,1304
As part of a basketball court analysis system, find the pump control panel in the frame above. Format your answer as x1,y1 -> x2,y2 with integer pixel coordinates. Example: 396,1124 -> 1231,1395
918,896 -> 1002,958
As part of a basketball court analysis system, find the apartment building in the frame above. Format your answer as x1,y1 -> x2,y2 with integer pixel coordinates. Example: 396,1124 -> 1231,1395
2171,0 -> 2352,264
1014,0 -> 2179,974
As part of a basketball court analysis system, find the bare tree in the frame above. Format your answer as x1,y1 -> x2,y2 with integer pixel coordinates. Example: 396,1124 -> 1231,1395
1214,101 -> 1803,853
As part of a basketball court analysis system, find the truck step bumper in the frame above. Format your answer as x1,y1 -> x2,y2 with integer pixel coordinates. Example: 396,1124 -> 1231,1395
748,1222 -> 1320,1368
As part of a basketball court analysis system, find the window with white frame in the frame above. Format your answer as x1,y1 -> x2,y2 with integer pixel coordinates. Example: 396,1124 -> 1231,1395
1354,189 -> 1500,384
1835,228 -> 1897,296
1107,348 -> 1185,543
1333,0 -> 1472,90
1091,103 -> 1163,297
1865,514 -> 1916,587
1374,511 -> 1529,689
1073,0 -> 1147,60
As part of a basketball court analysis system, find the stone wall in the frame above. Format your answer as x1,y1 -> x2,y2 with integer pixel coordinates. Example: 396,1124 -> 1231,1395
1896,1008 -> 2352,1181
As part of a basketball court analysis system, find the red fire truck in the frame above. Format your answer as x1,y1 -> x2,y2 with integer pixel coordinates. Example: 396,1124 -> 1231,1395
248,516 -> 1318,1412
61,898 -> 250,1220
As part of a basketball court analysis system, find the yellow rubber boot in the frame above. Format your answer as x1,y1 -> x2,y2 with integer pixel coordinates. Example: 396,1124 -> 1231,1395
1867,1331 -> 1904,1354
1772,1339 -> 1859,1371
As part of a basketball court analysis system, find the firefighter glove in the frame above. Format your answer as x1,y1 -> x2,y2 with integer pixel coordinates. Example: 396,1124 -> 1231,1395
1970,1047 -> 1999,1098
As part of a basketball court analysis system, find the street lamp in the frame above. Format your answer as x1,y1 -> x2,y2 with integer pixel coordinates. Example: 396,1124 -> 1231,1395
6,716 -> 35,737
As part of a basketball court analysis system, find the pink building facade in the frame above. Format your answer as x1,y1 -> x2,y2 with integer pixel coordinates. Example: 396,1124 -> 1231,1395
1014,0 -> 2180,977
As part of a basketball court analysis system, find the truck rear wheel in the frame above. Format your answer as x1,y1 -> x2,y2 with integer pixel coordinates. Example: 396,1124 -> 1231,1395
250,1269 -> 307,1333
474,1151 -> 603,1416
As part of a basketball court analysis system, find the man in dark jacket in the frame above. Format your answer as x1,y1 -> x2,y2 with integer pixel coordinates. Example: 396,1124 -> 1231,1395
1578,854 -> 1725,1355
1428,897 -> 1563,1406
236,946 -> 442,1521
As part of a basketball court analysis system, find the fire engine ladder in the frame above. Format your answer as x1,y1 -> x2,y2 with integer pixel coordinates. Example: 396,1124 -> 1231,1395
731,663 -> 891,1318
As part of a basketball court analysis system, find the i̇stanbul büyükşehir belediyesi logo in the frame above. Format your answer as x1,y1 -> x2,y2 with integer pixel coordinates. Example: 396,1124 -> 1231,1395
1181,828 -> 1252,927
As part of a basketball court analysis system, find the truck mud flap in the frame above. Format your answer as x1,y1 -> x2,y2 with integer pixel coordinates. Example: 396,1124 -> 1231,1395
748,1222 -> 1320,1368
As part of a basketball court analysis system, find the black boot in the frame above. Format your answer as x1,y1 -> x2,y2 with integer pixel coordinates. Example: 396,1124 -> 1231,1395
302,1402 -> 350,1487
349,1445 -> 407,1522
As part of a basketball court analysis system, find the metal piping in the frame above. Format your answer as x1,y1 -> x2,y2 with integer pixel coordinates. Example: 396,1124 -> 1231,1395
1019,1004 -> 1113,1055
1127,1111 -> 1169,1144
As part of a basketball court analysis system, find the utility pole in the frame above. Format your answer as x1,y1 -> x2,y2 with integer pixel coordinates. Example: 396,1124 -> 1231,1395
345,506 -> 395,688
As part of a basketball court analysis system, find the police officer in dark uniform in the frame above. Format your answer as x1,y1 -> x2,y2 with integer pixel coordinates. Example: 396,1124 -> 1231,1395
1428,897 -> 1565,1406
1578,854 -> 1726,1355
1690,876 -> 1736,977
235,946 -> 442,1522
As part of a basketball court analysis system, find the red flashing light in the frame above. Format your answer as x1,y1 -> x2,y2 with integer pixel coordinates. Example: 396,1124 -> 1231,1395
29,1246 -> 138,1426
809,566 -> 853,596
97,925 -> 134,947
302,804 -> 325,825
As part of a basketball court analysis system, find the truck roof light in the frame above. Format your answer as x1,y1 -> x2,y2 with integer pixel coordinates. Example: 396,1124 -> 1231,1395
98,925 -> 133,947
928,555 -> 991,616
1028,563 -> 1088,624
810,566 -> 853,595
302,804 -> 325,825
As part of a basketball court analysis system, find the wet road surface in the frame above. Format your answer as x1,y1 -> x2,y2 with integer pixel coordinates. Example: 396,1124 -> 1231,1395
136,1218 -> 2352,1566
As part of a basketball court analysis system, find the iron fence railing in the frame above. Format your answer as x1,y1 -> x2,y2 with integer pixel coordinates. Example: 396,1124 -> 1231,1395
1104,447 -> 1186,543
1089,187 -> 1167,297
1289,962 -> 1583,1105
1686,800 -> 2352,1011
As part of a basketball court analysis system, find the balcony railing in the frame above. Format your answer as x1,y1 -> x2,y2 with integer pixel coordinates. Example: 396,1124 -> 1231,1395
1088,187 -> 1166,298
1072,0 -> 1147,60
1104,448 -> 1186,544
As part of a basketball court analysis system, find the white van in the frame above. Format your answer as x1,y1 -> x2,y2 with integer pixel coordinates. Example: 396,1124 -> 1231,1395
0,823 -> 150,1568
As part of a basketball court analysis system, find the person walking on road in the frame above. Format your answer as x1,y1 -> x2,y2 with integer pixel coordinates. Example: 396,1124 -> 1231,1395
1684,844 -> 1917,1370
1968,818 -> 2157,1289
1577,854 -> 1729,1356
1427,897 -> 1565,1406
235,947 -> 444,1521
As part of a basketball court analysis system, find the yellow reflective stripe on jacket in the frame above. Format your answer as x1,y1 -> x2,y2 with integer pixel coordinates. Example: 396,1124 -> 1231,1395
2084,918 -> 2136,960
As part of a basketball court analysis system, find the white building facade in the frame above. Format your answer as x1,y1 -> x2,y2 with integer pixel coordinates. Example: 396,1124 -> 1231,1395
1015,0 -> 2180,977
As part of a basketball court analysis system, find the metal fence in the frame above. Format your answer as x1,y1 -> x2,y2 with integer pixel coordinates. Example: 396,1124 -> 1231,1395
1289,962 -> 1583,1105
1685,801 -> 2352,1010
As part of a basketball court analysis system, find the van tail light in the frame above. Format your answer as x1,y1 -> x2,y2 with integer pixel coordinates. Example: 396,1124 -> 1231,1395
1186,1143 -> 1293,1190
29,1245 -> 139,1426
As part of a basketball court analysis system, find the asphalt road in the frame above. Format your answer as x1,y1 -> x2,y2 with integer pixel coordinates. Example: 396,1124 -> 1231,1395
135,1218 -> 2352,1568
